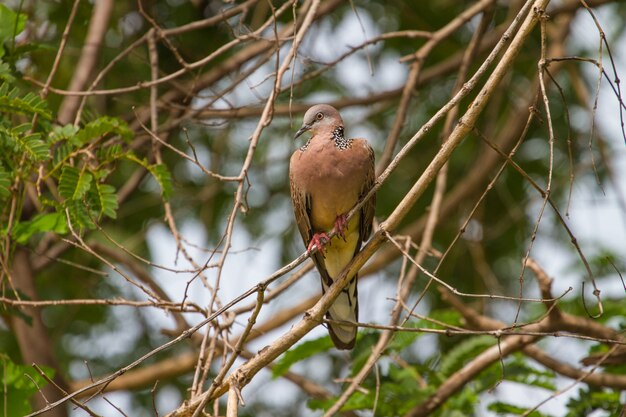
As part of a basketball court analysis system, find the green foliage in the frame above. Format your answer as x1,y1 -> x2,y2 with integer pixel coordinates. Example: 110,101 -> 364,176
306,325 -> 560,416
48,124 -> 79,145
272,335 -> 334,378
11,211 -> 68,244
0,62 -> 137,240
59,165 -> 93,200
440,335 -> 497,377
0,123 -> 49,162
0,83 -> 51,120
65,199 -> 96,230
488,402 -> 553,416
0,354 -> 52,416
500,356 -> 555,391
443,387 -> 482,416
309,361 -> 435,415
90,182 -> 119,219
0,72 -> 131,241
564,387 -> 623,417
387,321 -> 423,353
0,164 -> 10,199
548,296 -> 626,328
73,116 -> 133,145
0,4 -> 26,58
349,330 -> 385,373
151,163 -> 173,200
0,60 -> 15,83
125,153 -> 173,200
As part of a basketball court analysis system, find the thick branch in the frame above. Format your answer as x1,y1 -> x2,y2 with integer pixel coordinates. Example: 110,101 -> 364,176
57,0 -> 114,124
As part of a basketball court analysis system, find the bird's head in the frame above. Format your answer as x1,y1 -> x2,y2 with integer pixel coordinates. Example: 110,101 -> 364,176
294,104 -> 344,139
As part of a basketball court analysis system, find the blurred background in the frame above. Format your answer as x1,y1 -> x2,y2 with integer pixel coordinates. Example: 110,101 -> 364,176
1,1 -> 625,416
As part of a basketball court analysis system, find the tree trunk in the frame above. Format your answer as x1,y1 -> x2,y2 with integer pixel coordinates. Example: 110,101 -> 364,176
10,248 -> 68,417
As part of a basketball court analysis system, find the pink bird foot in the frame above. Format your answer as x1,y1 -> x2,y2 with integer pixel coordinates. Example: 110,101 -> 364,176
307,232 -> 330,255
333,214 -> 349,241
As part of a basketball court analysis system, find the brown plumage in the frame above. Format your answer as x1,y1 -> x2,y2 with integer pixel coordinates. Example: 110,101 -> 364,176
289,104 -> 375,349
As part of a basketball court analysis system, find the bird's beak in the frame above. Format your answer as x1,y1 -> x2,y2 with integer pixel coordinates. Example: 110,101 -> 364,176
294,123 -> 311,139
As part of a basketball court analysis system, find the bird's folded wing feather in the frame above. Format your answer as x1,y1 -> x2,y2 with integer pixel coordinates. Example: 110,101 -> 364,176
359,144 -> 376,242
289,174 -> 333,286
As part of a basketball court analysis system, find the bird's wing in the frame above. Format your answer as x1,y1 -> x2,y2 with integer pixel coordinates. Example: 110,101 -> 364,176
289,166 -> 334,286
359,142 -> 376,243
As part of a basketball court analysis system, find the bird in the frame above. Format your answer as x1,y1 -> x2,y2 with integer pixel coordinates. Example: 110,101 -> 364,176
289,104 -> 375,350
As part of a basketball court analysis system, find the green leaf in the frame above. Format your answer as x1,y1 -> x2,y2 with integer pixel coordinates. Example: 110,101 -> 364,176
565,387 -> 623,417
0,354 -> 53,416
150,163 -> 173,200
442,411 -> 470,417
387,320 -> 422,352
0,83 -> 51,120
11,211 -> 68,243
0,60 -> 15,83
18,133 -> 49,161
59,166 -> 93,200
440,335 -> 497,377
0,4 -> 26,58
89,182 -> 118,219
488,401 -> 553,416
48,124 -> 79,145
309,390 -> 373,413
430,309 -> 463,328
73,116 -> 133,145
272,336 -> 334,378
309,362 -> 434,415
66,199 -> 95,231
52,141 -> 74,167
503,355 -> 556,391
350,331 -> 383,373
0,165 -> 10,199
123,154 -> 172,199
123,152 -> 148,168
96,143 -> 124,162
0,123 -> 50,161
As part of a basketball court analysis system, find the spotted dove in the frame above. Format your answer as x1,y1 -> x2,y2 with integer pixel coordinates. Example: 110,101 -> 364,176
289,104 -> 375,350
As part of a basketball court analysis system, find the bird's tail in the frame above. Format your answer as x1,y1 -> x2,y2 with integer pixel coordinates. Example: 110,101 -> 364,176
323,275 -> 358,350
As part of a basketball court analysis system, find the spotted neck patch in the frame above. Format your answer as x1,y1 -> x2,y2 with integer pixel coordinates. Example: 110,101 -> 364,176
299,126 -> 351,152
299,137 -> 312,151
332,126 -> 351,150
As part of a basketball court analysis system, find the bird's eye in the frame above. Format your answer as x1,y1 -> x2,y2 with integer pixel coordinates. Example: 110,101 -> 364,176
315,112 -> 324,120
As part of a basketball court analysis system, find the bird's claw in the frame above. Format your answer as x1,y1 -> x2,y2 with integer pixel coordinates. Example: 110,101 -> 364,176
307,232 -> 330,256
333,214 -> 348,242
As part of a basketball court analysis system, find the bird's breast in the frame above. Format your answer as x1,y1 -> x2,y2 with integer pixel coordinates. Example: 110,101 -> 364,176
291,139 -> 369,231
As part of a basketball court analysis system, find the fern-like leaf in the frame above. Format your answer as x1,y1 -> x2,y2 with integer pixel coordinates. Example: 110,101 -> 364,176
0,124 -> 49,161
11,211 -> 68,244
123,154 -> 172,199
89,182 -> 118,219
0,166 -> 10,199
52,142 -> 74,167
150,163 -> 172,200
73,116 -> 133,145
18,133 -> 49,161
488,401 -> 553,416
0,61 -> 15,83
96,143 -> 123,162
48,124 -> 79,145
0,83 -> 51,119
66,200 -> 95,231
59,166 -> 93,200
440,335 -> 497,377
